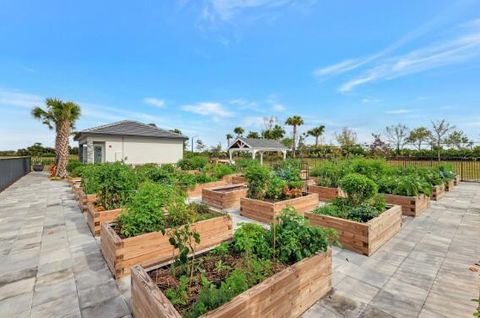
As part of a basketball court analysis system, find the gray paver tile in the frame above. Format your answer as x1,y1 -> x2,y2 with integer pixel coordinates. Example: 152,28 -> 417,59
80,295 -> 130,318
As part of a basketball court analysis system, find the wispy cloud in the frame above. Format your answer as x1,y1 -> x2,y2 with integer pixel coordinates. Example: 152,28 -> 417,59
241,116 -> 265,127
361,97 -> 381,104
143,97 -> 166,108
271,103 -> 286,112
229,98 -> 263,112
339,22 -> 480,92
181,102 -> 234,118
0,89 -> 44,109
384,109 -> 413,114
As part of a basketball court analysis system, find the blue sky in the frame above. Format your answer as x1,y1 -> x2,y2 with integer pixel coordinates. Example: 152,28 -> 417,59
1,0 -> 480,150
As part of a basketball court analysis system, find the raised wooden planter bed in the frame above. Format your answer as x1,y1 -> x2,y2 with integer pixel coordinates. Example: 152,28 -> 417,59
307,185 -> 345,201
445,179 -> 455,192
86,202 -> 122,236
101,215 -> 233,279
305,205 -> 401,256
131,249 -> 332,318
454,175 -> 461,186
186,180 -> 228,198
221,173 -> 241,184
231,175 -> 246,184
382,193 -> 429,217
431,184 -> 445,201
68,177 -> 81,186
77,189 -> 97,212
240,193 -> 319,224
202,184 -> 248,209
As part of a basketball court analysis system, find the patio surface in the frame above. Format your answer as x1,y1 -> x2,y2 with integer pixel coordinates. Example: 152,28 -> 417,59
0,172 -> 478,318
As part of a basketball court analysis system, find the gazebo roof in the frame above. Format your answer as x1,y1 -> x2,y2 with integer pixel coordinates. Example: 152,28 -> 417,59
228,137 -> 288,151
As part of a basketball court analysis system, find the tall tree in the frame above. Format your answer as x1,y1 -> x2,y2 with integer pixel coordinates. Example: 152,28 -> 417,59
406,127 -> 431,150
444,130 -> 471,150
233,127 -> 244,137
32,98 -> 81,178
385,124 -> 409,153
285,115 -> 304,157
335,127 -> 357,147
247,131 -> 260,138
369,134 -> 391,157
431,119 -> 455,161
262,124 -> 285,140
226,133 -> 233,147
195,139 -> 206,152
307,125 -> 325,146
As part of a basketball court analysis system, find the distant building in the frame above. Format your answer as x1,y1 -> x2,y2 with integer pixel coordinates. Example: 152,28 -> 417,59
74,120 -> 187,165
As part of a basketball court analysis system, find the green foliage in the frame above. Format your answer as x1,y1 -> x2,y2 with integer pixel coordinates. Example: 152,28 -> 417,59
313,197 -> 385,223
187,269 -> 249,318
135,164 -> 177,185
310,160 -> 344,187
437,164 -> 456,181
377,174 -> 432,196
243,257 -> 273,286
117,182 -> 185,238
274,207 -> 336,263
265,176 -> 288,201
210,242 -> 229,256
94,163 -> 140,210
177,156 -> 208,170
274,159 -> 302,183
339,173 -> 378,206
66,160 -> 83,173
234,159 -> 260,172
193,172 -> 217,184
165,275 -> 189,306
205,164 -> 235,179
347,158 -> 388,180
233,223 -> 272,260
70,165 -> 87,178
244,164 -> 271,200
418,167 -> 444,186
80,164 -> 102,194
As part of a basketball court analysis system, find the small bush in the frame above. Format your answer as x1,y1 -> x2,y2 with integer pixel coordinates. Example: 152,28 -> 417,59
66,160 -> 83,173
95,163 -> 140,210
177,156 -> 208,171
339,173 -> 378,206
205,164 -> 235,179
310,160 -> 344,187
233,223 -> 272,260
244,164 -> 271,200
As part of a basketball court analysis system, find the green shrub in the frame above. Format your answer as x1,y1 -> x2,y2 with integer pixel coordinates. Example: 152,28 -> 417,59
265,176 -> 288,201
194,173 -> 217,184
70,165 -> 87,178
244,164 -> 271,200
205,164 -> 235,179
95,163 -> 140,210
233,223 -> 272,260
117,182 -> 185,237
234,159 -> 260,172
274,159 -> 302,183
66,160 -> 83,173
135,164 -> 177,185
177,156 -> 208,170
437,164 -> 455,182
274,207 -> 337,263
339,173 -> 378,206
377,174 -> 432,196
80,164 -> 102,194
310,160 -> 344,187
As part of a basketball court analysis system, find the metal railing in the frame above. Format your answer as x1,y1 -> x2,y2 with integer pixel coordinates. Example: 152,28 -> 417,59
0,157 -> 31,192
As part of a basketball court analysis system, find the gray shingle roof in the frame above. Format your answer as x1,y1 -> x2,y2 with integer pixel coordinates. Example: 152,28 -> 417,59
75,120 -> 188,140
229,137 -> 288,150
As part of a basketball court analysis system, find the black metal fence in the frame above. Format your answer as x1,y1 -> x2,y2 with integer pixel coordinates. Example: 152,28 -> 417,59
0,157 -> 31,192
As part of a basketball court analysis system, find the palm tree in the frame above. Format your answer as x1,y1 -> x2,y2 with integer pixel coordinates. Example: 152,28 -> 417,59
32,98 -> 81,178
233,127 -> 244,137
226,133 -> 233,146
307,125 -> 325,147
285,116 -> 304,157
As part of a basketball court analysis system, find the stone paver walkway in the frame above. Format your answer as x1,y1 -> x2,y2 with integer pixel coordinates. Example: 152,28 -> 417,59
304,182 -> 480,318
1,173 -> 479,318
0,172 -> 130,318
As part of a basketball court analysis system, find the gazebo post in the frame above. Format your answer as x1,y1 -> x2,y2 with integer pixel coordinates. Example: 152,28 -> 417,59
252,150 -> 256,160
229,149 -> 233,163
260,152 -> 264,165
282,150 -> 287,160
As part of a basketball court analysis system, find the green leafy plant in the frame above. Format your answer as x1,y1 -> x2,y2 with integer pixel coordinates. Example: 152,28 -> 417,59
177,156 -> 208,170
66,160 -> 84,173
274,207 -> 337,263
205,164 -> 235,179
233,223 -> 272,260
165,275 -> 189,306
339,173 -> 378,206
117,182 -> 184,238
244,164 -> 271,200
310,160 -> 344,187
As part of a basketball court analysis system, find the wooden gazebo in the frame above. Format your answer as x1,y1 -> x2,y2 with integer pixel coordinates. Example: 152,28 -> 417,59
227,137 -> 288,164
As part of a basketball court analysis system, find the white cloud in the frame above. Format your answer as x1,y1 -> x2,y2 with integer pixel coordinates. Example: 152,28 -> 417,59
181,102 -> 234,118
143,97 -> 166,108
272,103 -> 286,112
241,116 -> 265,127
0,89 -> 44,109
314,58 -> 369,77
361,98 -> 381,104
204,0 -> 298,21
229,99 -> 263,112
384,109 -> 413,114
339,20 -> 480,93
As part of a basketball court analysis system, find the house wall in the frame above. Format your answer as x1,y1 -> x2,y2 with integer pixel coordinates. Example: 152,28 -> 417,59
78,135 -> 184,165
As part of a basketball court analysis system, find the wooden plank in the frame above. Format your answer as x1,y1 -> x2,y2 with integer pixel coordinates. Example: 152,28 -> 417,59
431,184 -> 445,201
240,194 -> 319,224
86,203 -> 122,236
202,184 -> 248,209
382,193 -> 429,217
445,179 -> 455,192
101,215 -> 233,279
186,180 -> 228,198
131,250 -> 332,318
307,185 -> 345,202
306,205 -> 401,256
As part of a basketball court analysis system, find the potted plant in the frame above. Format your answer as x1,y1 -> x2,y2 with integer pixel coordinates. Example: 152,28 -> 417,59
131,209 -> 336,318
306,173 -> 402,256
32,156 -> 44,171
101,182 -> 232,279
240,163 -> 319,223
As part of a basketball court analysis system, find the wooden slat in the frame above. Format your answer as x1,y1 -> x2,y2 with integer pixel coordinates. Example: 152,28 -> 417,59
202,184 -> 248,209
131,250 -> 332,318
187,180 -> 228,198
307,185 -> 345,201
431,184 -> 445,201
86,203 -> 122,236
101,215 -> 233,279
382,193 -> 429,217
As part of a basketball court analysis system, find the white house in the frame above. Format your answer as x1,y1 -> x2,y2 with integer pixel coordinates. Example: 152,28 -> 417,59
74,120 -> 188,165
